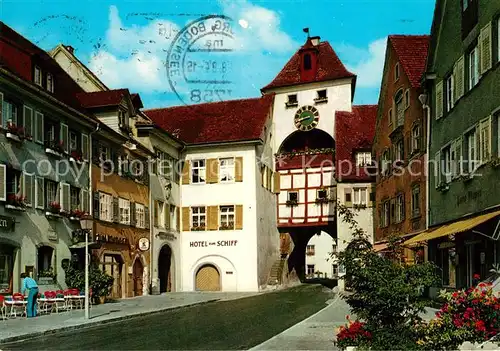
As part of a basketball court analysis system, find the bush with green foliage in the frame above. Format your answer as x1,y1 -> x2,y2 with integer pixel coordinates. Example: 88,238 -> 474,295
64,263 -> 114,298
333,202 -> 440,350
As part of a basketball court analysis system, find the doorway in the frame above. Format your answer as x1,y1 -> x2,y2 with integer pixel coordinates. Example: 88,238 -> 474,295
102,254 -> 123,299
133,258 -> 144,296
0,244 -> 15,294
158,245 -> 172,293
195,264 -> 220,291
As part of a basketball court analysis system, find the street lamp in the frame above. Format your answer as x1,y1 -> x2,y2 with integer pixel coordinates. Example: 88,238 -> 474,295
80,214 -> 93,319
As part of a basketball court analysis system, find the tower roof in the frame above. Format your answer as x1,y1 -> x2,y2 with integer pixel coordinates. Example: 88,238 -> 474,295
261,39 -> 355,91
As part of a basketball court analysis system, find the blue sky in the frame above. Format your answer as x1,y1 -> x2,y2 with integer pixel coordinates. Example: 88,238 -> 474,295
3,0 -> 435,108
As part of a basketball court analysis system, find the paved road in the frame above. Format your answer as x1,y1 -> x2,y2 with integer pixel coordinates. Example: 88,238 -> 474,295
0,285 -> 334,350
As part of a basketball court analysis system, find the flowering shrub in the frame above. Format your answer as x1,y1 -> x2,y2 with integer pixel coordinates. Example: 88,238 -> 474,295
335,316 -> 372,350
70,209 -> 86,218
70,150 -> 83,162
46,139 -> 65,154
416,283 -> 500,350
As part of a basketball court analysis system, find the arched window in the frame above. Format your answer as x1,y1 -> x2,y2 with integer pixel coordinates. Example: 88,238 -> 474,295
394,89 -> 404,126
303,54 -> 312,70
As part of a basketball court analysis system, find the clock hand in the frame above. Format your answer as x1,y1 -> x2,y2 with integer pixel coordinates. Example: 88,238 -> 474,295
298,116 -> 312,122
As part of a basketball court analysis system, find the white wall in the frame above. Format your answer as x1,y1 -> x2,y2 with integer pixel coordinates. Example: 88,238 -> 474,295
271,79 -> 353,151
336,182 -> 374,290
305,232 -> 337,278
255,119 -> 280,288
180,145 -> 260,291
51,49 -> 104,93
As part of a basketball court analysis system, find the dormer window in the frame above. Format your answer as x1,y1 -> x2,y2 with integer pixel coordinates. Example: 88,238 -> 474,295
303,54 -> 312,70
285,94 -> 298,108
118,110 -> 130,133
34,66 -> 42,86
47,73 -> 54,93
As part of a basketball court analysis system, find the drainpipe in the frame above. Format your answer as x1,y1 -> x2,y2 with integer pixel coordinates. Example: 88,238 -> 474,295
418,94 -> 431,231
85,122 -> 99,319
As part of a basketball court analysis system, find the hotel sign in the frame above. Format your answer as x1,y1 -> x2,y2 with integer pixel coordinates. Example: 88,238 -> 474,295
190,240 -> 238,247
0,215 -> 15,231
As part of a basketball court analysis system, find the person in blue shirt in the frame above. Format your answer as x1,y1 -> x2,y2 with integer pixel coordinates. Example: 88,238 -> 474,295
21,273 -> 39,318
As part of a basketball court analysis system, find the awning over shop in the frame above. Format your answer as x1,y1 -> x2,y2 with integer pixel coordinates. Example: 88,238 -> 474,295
69,242 -> 98,249
404,209 -> 500,246
373,242 -> 388,252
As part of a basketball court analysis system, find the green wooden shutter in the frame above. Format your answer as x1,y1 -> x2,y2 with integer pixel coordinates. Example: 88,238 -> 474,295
93,191 -> 100,219
130,202 -> 136,227
480,23 -> 492,74
23,106 -> 33,140
60,123 -> 69,153
35,176 -> 45,209
35,111 -> 44,143
81,133 -> 89,161
0,92 -> 3,128
0,164 -> 6,202
23,173 -> 33,207
113,197 -> 120,223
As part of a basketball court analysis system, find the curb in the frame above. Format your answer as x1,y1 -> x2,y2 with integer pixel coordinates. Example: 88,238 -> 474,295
249,294 -> 340,350
0,298 -> 220,345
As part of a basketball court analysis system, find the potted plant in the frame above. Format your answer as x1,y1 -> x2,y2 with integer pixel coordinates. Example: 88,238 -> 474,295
45,139 -> 65,156
219,223 -> 234,230
285,199 -> 298,207
69,209 -> 86,221
6,122 -> 26,142
48,201 -> 61,214
70,150 -> 84,163
6,194 -> 26,210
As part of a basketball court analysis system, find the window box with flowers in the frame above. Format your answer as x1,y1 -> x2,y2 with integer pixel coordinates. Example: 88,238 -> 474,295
219,223 -> 234,231
46,201 -> 62,218
69,209 -> 86,221
45,140 -> 65,157
191,225 -> 206,231
286,199 -> 298,207
5,194 -> 27,211
5,122 -> 28,142
69,150 -> 84,164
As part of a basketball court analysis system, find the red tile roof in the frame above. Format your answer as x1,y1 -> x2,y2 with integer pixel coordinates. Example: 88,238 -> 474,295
144,95 -> 274,145
76,89 -> 130,108
0,22 -> 95,116
261,40 -> 355,91
335,105 -> 378,181
389,35 -> 430,88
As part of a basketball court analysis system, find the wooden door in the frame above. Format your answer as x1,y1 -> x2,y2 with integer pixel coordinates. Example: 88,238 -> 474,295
133,259 -> 144,296
195,265 -> 220,291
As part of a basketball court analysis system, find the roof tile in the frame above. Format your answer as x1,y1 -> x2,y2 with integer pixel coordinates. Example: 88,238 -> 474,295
335,105 -> 377,181
144,95 -> 274,145
262,40 -> 355,90
389,35 -> 430,88
76,89 -> 130,108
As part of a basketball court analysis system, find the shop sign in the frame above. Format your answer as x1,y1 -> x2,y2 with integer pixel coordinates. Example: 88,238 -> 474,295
95,233 -> 129,245
157,231 -> 177,241
438,241 -> 455,249
139,238 -> 150,251
189,240 -> 238,247
0,215 -> 15,231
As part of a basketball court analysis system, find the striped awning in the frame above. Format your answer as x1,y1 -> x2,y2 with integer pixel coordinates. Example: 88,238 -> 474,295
404,209 -> 500,246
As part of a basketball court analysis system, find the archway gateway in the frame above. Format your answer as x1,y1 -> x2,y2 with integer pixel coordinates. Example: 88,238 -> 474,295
158,245 -> 172,293
195,264 -> 220,291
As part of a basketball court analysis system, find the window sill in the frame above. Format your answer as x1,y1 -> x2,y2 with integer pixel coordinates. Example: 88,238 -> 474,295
219,226 -> 235,231
45,211 -> 62,218
314,97 -> 328,104
191,227 -> 206,231
6,133 -> 22,143
5,204 -> 26,212
285,102 -> 298,108
45,148 -> 64,158
69,157 -> 85,165
68,216 -> 81,221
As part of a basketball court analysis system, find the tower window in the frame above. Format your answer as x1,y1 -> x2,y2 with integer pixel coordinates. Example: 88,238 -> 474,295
304,54 -> 312,70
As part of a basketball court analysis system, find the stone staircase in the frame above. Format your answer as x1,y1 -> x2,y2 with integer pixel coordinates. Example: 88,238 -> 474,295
267,255 -> 287,286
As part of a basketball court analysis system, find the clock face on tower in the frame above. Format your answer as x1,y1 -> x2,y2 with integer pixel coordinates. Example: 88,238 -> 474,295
294,105 -> 320,131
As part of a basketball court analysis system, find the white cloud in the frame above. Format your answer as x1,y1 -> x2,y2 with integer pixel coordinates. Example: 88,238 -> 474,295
219,0 -> 297,53
336,38 -> 387,88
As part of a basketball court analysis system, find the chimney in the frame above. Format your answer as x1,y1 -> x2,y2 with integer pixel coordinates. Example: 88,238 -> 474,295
310,36 -> 320,46
65,45 -> 74,54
